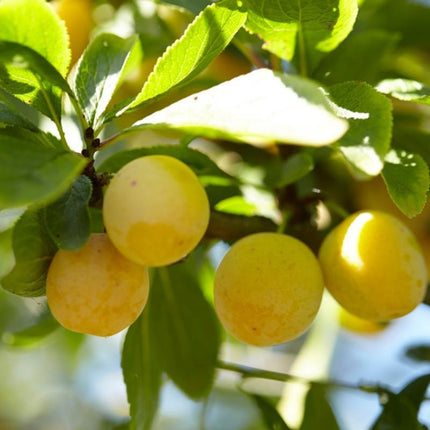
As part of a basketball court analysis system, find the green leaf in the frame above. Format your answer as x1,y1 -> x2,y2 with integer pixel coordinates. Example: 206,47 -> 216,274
0,207 -> 26,280
1,210 -> 57,297
377,79 -> 430,105
2,312 -> 59,348
266,152 -> 314,188
382,150 -> 429,217
89,207 -> 105,234
127,69 -> 348,147
43,176 -> 92,251
249,394 -> 291,430
0,132 -> 87,209
314,30 -> 400,85
392,127 -> 430,166
244,0 -> 358,72
371,394 -> 421,430
215,196 -> 257,216
371,374 -> 430,430
97,145 -> 226,177
0,87 -> 40,131
160,0 -> 213,14
0,0 -> 71,76
299,385 -> 340,430
149,264 -> 220,399
404,345 -> 430,363
401,374 -> 430,411
0,41 -> 75,120
74,34 -> 137,129
124,0 -> 247,111
122,309 -> 162,430
329,82 -> 392,177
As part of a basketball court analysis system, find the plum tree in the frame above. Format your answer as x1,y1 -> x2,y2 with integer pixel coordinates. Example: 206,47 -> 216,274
46,233 -> 149,337
213,232 -> 324,346
319,210 -> 427,322
103,155 -> 210,267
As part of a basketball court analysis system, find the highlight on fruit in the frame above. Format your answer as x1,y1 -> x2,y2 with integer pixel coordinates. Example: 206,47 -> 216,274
318,210 -> 428,322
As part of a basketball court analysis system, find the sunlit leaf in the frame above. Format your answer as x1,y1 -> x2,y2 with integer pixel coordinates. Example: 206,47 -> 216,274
329,81 -> 392,177
74,34 -> 137,128
377,79 -> 430,105
244,0 -> 358,72
127,69 -> 348,147
125,0 -> 246,111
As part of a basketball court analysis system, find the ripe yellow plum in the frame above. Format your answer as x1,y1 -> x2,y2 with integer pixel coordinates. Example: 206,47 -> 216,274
319,210 -> 427,322
354,176 -> 430,277
103,155 -> 210,266
338,308 -> 389,334
53,0 -> 93,65
46,234 -> 149,337
214,233 -> 324,346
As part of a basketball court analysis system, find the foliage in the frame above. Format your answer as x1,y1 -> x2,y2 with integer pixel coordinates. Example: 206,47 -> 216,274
1,0 -> 430,429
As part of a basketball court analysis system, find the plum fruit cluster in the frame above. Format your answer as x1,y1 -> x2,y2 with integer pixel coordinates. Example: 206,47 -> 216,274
46,155 -> 210,336
46,155 -> 428,343
213,210 -> 427,346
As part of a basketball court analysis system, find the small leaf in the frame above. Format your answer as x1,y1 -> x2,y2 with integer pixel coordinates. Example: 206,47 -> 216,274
127,69 -> 348,147
377,79 -> 430,105
2,210 -> 57,297
215,196 -> 257,216
0,131 -> 87,209
266,152 -> 314,188
125,0 -> 247,111
244,0 -> 358,72
0,41 -> 76,120
74,34 -> 137,128
299,385 -> 340,430
122,309 -> 163,430
382,150 -> 429,217
43,176 -> 92,251
2,312 -> 59,348
371,374 -> 430,430
97,145 -> 226,177
329,81 -> 392,177
404,345 -> 430,363
249,394 -> 291,430
0,0 -> 71,76
400,374 -> 430,412
314,30 -> 400,85
371,394 -> 421,430
149,264 -> 220,399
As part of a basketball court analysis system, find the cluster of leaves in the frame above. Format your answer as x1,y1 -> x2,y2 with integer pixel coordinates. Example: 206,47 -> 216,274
1,0 -> 430,428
